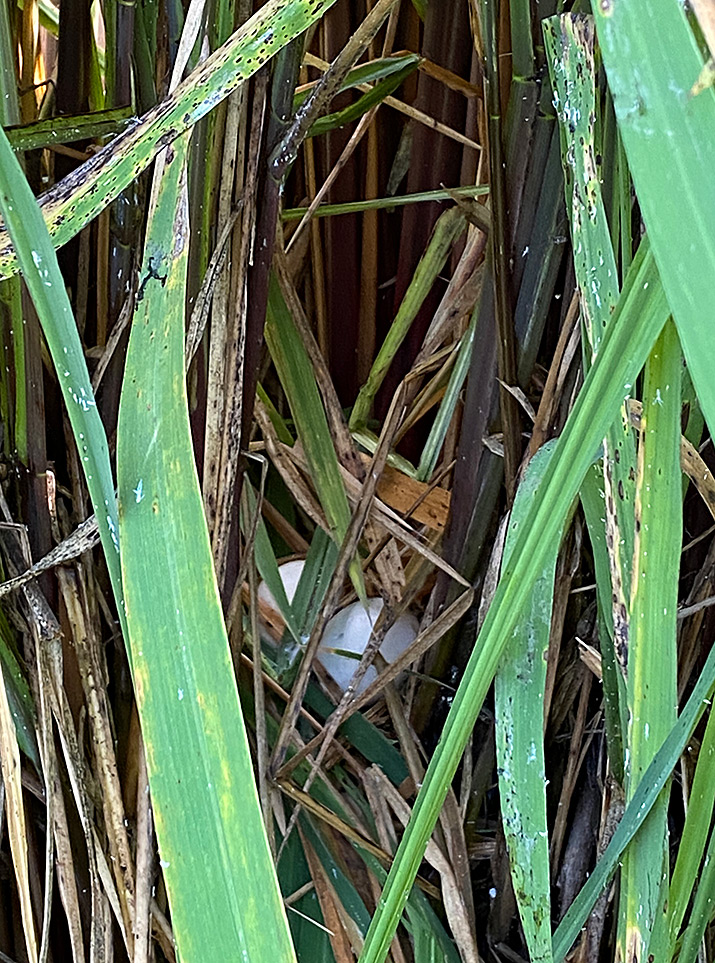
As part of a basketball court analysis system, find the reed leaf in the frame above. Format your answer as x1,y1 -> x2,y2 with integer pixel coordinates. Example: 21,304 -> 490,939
0,128 -> 124,621
495,439 -> 559,963
619,319 -> 681,961
265,272 -> 364,598
117,136 -> 295,962
593,0 -> 715,435
350,206 -> 467,429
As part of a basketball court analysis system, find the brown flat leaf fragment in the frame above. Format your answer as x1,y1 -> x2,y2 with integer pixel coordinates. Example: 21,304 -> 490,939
359,453 -> 451,531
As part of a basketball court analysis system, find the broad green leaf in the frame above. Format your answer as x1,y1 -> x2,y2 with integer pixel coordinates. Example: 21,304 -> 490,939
117,137 -> 295,963
620,320 -> 681,961
593,0 -> 715,436
545,12 -> 636,782
495,440 -> 559,963
358,239 -> 669,963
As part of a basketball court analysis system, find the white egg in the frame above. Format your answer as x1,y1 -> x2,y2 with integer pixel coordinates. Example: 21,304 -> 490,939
258,560 -> 419,695
319,598 -> 418,695
257,559 -> 305,609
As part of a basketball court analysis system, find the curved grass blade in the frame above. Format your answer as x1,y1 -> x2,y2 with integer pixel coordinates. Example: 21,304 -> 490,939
416,310 -> 476,482
281,185 -> 489,220
293,53 -> 419,109
593,0 -> 715,435
307,61 -> 417,138
358,241 -> 668,963
495,439 -> 559,963
0,0 -> 341,280
0,128 -> 124,623
350,206 -> 466,429
265,272 -> 364,599
117,136 -> 295,962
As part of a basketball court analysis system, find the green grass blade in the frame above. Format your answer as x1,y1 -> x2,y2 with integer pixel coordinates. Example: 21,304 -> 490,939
545,13 -> 637,781
416,310 -> 476,482
620,319 -> 681,960
281,185 -> 489,220
0,613 -> 39,769
358,239 -> 669,963
350,206 -> 466,429
293,52 -> 419,107
495,440 -> 559,963
257,383 -> 295,445
361,850 -> 461,963
544,17 -> 620,357
290,526 -> 338,638
307,62 -> 417,138
579,467 -> 627,778
265,272 -> 364,599
0,0 -> 341,280
117,137 -> 295,962
5,107 -> 135,152
593,0 -> 715,435
277,829 -> 334,961
545,13 -> 636,643
0,127 -> 124,621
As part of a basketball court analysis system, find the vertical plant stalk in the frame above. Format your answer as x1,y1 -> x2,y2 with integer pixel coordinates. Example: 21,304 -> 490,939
480,0 -> 521,501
